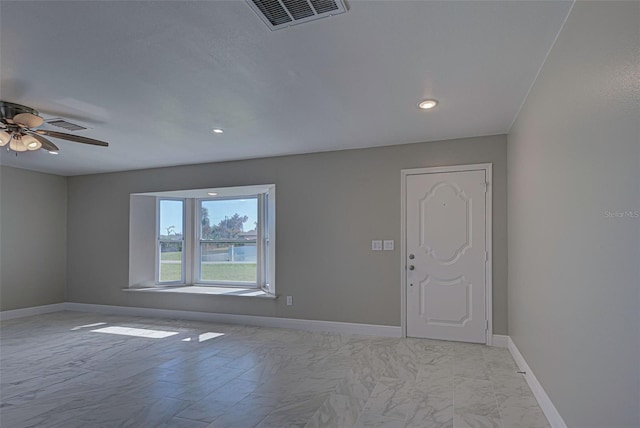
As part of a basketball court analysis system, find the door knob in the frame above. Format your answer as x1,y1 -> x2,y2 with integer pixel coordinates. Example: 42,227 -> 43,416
408,265 -> 415,270
409,254 -> 415,260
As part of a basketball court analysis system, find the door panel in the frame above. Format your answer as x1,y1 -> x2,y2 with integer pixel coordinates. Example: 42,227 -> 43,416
406,169 -> 487,343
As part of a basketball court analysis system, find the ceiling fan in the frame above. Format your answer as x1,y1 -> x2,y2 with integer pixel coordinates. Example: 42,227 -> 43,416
0,101 -> 109,154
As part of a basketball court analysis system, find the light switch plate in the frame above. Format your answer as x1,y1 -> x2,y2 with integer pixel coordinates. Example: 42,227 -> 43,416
383,240 -> 395,251
372,240 -> 383,251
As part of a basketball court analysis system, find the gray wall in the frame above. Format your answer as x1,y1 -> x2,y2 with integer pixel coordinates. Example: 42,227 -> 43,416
0,166 -> 67,311
507,2 -> 640,427
67,135 -> 508,332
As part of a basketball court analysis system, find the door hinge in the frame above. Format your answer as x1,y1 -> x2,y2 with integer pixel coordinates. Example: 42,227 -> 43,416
485,250 -> 488,262
481,181 -> 488,192
485,320 -> 489,331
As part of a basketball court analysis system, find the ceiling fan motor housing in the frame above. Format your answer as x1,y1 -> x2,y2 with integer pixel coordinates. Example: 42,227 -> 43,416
0,101 -> 40,122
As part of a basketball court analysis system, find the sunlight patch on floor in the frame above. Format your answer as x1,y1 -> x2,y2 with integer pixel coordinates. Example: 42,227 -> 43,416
71,322 -> 108,330
182,332 -> 225,342
91,326 -> 179,339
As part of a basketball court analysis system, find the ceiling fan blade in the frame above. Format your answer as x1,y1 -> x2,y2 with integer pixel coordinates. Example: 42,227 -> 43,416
27,132 -> 59,152
36,130 -> 108,147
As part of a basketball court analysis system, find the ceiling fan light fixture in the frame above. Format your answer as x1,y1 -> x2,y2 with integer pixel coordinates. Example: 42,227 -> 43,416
9,136 -> 28,152
14,112 -> 44,128
23,135 -> 42,151
0,130 -> 11,146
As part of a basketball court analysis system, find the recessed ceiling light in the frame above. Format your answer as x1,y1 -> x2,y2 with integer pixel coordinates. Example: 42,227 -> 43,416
48,150 -> 59,155
207,192 -> 218,196
212,128 -> 224,134
418,99 -> 438,110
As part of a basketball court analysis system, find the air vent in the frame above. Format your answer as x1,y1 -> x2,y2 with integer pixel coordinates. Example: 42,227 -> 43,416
247,0 -> 346,30
45,119 -> 87,132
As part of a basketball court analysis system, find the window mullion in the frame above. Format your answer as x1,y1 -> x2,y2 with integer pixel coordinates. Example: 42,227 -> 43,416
184,198 -> 195,285
257,194 -> 265,290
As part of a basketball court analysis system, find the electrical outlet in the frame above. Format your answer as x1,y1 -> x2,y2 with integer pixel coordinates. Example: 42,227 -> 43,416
286,296 -> 293,306
372,240 -> 383,251
383,240 -> 394,251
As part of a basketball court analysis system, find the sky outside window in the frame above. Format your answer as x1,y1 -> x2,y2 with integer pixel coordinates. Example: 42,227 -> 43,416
159,200 -> 183,238
201,199 -> 258,234
159,198 -> 257,237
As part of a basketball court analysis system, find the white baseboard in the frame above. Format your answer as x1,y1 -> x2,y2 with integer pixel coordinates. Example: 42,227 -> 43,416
491,334 -> 509,348
62,302 -> 403,337
507,337 -> 567,428
0,303 -> 66,321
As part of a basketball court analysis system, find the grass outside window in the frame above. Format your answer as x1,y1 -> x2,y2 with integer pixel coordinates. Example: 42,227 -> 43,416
160,251 -> 256,283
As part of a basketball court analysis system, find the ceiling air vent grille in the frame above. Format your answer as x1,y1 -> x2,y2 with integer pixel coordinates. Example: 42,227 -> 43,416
45,119 -> 87,131
247,0 -> 346,30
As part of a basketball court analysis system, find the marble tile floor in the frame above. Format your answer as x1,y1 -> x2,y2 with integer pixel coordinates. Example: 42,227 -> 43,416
0,311 -> 550,428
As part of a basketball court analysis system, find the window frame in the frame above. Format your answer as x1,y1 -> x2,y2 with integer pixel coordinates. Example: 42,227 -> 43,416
195,195 -> 261,288
155,197 -> 186,285
148,185 -> 275,295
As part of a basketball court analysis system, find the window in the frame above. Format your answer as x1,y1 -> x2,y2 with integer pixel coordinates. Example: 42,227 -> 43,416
138,185 -> 275,293
157,199 -> 185,284
199,197 -> 259,285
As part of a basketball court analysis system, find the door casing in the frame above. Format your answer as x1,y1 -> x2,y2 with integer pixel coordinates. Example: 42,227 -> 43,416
401,163 -> 493,345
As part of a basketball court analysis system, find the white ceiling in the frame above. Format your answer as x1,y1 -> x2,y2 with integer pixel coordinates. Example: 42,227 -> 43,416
0,0 -> 572,176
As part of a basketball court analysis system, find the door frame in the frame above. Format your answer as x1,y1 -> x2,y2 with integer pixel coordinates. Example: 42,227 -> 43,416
400,163 -> 493,345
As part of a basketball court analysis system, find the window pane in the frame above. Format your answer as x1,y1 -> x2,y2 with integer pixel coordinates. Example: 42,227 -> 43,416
160,241 -> 182,282
159,200 -> 184,240
200,242 -> 257,283
200,198 -> 258,240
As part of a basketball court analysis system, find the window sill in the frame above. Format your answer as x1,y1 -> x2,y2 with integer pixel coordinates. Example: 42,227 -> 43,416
123,286 -> 276,299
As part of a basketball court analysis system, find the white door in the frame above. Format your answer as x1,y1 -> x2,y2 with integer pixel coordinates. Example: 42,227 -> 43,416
406,169 -> 488,343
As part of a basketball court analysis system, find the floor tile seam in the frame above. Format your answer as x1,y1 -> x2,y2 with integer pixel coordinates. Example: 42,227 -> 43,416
487,368 -> 507,428
151,395 -> 195,420
452,374 -> 494,384
408,386 -> 453,403
355,407 -> 407,426
171,413 -> 211,425
193,375 -> 254,403
1,381 -> 142,405
359,380 -> 385,420
451,360 -> 456,421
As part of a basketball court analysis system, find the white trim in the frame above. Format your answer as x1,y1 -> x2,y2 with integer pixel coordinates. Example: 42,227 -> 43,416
400,171 -> 407,337
1,302 -> 402,337
485,164 -> 493,345
507,337 -> 568,428
0,303 -> 66,321
491,334 -> 509,348
62,302 -> 402,337
400,163 -> 493,345
122,286 -> 276,299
